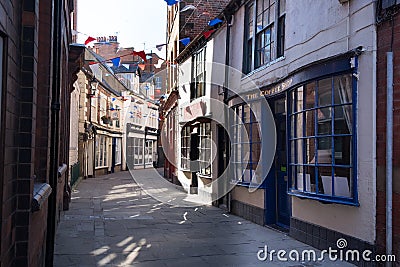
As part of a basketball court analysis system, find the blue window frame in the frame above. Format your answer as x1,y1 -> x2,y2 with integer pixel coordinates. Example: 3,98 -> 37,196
231,103 -> 262,186
288,73 -> 358,205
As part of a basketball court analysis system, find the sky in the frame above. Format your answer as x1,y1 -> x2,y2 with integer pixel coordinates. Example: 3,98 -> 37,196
76,0 -> 167,58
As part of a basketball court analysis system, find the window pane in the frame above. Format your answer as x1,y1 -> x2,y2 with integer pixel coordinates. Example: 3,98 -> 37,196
291,165 -> 297,188
305,110 -> 315,136
318,78 -> 332,107
305,83 -> 315,109
290,114 -> 295,138
333,167 -> 352,197
296,139 -> 304,164
268,1 -> 275,23
334,136 -> 352,165
257,0 -> 263,15
305,138 -> 316,164
317,107 -> 332,135
296,113 -> 304,137
296,86 -> 304,111
334,105 -> 352,134
304,165 -> 315,192
334,74 -> 352,104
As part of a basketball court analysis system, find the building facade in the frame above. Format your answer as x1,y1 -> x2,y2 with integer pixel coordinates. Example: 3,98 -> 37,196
0,0 -> 84,266
164,0 -> 388,264
224,0 -> 377,258
163,0 -> 230,187
72,48 -> 159,177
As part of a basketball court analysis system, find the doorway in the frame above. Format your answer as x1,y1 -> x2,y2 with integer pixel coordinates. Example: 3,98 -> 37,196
189,130 -> 199,194
266,96 -> 291,228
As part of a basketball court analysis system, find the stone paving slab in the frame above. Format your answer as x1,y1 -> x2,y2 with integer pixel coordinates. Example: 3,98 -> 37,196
54,169 -> 355,267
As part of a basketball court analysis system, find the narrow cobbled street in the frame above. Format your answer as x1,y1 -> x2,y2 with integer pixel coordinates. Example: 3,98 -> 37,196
54,170 -> 352,267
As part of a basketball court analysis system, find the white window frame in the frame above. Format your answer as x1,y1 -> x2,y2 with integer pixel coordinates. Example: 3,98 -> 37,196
145,140 -> 154,164
95,135 -> 108,168
115,138 -> 122,165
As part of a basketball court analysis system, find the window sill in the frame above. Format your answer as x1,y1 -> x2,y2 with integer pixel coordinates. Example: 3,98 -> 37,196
230,181 -> 266,189
95,166 -> 108,169
197,173 -> 212,179
242,56 -> 286,81
288,190 -> 359,206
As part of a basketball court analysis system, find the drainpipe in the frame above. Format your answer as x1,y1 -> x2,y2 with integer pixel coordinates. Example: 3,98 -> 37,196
224,15 -> 231,212
45,0 -> 62,266
386,51 -> 393,267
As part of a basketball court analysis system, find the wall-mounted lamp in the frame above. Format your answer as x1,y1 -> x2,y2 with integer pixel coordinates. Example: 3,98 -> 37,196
87,78 -> 99,97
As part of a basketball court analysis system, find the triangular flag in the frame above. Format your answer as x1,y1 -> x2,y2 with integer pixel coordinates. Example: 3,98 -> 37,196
146,55 -> 153,60
133,51 -> 147,62
203,29 -> 216,39
111,97 -> 116,101
208,18 -> 223,26
179,37 -> 190,46
180,5 -> 196,12
164,0 -> 179,6
111,57 -> 121,68
138,64 -> 146,70
156,44 -> 166,51
84,36 -> 96,45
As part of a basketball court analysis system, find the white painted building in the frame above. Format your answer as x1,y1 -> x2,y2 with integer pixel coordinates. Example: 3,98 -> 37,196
221,0 -> 377,255
167,0 -> 378,258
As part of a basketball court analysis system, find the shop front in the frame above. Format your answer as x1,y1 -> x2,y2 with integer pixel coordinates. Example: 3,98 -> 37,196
229,51 -> 369,244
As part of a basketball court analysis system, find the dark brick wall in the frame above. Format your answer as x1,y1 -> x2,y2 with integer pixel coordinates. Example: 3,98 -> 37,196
231,200 -> 265,226
290,218 -> 377,267
0,0 -> 23,265
376,9 -> 400,266
0,0 -> 76,265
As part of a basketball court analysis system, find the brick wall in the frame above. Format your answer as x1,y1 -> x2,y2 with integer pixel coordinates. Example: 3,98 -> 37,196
0,0 -> 22,264
178,0 -> 230,53
376,11 -> 400,265
0,0 -> 77,265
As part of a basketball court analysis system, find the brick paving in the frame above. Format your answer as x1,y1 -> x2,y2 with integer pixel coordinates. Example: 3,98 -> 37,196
54,169 -> 354,267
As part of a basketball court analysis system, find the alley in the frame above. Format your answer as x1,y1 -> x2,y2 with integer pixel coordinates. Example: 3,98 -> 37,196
54,170 -> 353,267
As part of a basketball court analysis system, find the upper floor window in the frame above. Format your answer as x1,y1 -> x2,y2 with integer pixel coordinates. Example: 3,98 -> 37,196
244,0 -> 286,74
288,73 -> 357,205
191,47 -> 206,100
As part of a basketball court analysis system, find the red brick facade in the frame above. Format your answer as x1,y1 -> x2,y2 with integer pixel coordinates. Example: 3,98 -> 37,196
178,0 -> 231,51
376,9 -> 400,265
0,0 -> 81,266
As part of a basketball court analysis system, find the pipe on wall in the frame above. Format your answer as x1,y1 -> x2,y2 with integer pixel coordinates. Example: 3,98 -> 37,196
224,15 -> 232,212
45,0 -> 62,266
386,51 -> 393,267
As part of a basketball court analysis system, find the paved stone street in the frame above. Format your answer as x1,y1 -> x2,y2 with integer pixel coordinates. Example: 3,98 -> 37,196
54,169 -> 354,267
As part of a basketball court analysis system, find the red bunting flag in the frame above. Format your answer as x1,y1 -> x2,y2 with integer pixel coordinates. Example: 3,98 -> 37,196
133,51 -> 147,62
203,29 -> 216,39
84,36 -> 96,45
